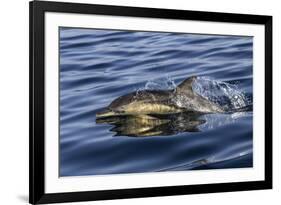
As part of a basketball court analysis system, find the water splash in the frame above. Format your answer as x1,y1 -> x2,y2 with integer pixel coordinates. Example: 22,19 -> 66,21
142,76 -> 177,91
135,76 -> 177,95
192,76 -> 252,111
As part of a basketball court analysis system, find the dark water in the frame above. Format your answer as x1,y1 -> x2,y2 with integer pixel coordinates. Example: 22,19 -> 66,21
59,27 -> 253,177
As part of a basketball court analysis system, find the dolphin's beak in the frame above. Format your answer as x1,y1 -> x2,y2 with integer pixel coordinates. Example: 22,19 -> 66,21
96,109 -> 117,118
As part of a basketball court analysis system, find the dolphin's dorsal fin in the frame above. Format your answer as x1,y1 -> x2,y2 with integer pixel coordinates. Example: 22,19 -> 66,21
176,76 -> 197,94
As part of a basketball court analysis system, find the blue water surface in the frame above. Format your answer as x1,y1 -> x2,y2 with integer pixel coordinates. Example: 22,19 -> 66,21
59,27 -> 253,177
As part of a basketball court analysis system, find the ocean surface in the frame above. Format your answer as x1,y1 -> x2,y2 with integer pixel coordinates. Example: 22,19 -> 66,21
59,27 -> 253,177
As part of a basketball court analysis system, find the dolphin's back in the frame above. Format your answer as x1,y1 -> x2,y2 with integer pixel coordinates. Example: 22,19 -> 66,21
133,90 -> 173,102
109,90 -> 173,110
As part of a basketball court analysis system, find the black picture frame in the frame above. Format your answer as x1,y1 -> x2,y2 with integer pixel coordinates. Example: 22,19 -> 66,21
29,1 -> 272,204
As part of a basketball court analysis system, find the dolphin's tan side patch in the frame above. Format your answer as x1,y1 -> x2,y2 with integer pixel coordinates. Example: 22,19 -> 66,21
124,101 -> 182,114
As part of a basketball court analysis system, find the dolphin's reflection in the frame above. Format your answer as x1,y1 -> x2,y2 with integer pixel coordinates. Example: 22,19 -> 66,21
96,112 -> 206,137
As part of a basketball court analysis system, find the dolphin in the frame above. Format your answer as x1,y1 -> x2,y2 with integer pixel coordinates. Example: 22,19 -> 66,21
96,76 -> 224,118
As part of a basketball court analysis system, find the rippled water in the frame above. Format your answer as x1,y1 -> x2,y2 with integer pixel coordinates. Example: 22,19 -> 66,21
59,27 -> 253,176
